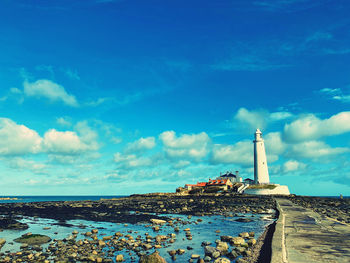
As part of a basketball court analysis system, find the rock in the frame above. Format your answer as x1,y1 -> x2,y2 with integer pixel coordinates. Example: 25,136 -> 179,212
227,250 -> 239,259
235,218 -> 252,223
197,259 -> 205,263
216,241 -> 228,254
247,238 -> 257,246
168,250 -> 176,256
14,234 -> 51,245
214,258 -> 230,263
204,256 -> 211,262
204,246 -> 217,256
139,251 -> 167,263
191,254 -> 200,259
230,237 -> 245,246
0,238 -> 5,249
220,236 -> 233,242
177,249 -> 185,255
92,229 -> 99,233
116,254 -> 124,262
150,219 -> 167,225
98,240 -> 106,247
202,241 -> 212,246
142,243 -> 153,250
239,232 -> 249,238
235,246 -> 246,255
212,251 -> 220,259
249,231 -> 255,237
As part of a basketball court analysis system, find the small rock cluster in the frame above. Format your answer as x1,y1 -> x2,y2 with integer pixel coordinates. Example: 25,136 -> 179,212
289,196 -> 350,224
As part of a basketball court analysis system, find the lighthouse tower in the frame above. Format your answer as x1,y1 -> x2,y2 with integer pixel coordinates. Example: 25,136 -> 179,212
253,129 -> 270,184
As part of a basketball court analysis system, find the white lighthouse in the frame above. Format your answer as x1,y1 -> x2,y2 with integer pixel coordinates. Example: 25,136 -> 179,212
253,128 -> 270,184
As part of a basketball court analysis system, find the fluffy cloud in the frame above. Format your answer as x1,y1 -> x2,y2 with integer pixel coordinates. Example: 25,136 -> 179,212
114,152 -> 153,169
283,112 -> 350,142
211,140 -> 252,166
44,121 -> 99,155
159,131 -> 210,160
125,137 -> 156,153
282,160 -> 306,173
7,157 -> 47,173
43,129 -> 90,155
0,118 -> 42,155
319,88 -> 350,103
74,121 -> 99,151
23,79 -> 78,107
288,140 -> 349,159
0,118 -> 99,157
264,132 -> 286,155
234,107 -> 293,131
56,117 -> 71,127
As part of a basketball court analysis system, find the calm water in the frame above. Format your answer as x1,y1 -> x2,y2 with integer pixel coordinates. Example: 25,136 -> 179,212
0,195 -> 277,262
0,196 -> 126,203
0,212 -> 275,262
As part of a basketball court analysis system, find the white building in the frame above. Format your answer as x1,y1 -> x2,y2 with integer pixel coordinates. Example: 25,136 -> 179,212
253,128 -> 270,184
217,171 -> 242,184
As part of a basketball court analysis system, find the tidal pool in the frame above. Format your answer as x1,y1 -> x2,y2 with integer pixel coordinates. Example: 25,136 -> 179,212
0,212 -> 275,262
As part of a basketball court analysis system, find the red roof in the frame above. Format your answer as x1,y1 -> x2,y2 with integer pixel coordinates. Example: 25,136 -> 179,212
207,179 -> 229,185
185,182 -> 207,187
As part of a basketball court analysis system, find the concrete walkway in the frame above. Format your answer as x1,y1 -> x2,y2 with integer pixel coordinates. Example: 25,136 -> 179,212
271,198 -> 350,263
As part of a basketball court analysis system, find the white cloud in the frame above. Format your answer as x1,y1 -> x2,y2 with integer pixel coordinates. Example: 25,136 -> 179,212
10,87 -> 22,94
7,157 -> 47,173
125,137 -> 156,153
282,160 -> 306,173
74,121 -> 99,151
234,107 -> 293,131
23,79 -> 79,107
43,129 -> 89,154
319,88 -> 350,103
288,140 -> 349,159
159,131 -> 210,160
64,68 -> 80,80
113,152 -> 153,169
86,97 -> 111,107
56,117 -> 71,127
0,118 -> 42,155
211,140 -> 252,166
283,112 -> 350,142
333,94 -> 350,103
264,132 -> 286,155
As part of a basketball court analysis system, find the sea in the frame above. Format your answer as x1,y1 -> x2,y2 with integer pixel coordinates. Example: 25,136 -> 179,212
0,195 -> 276,262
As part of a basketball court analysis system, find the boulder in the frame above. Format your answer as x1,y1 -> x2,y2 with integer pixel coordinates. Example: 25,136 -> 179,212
139,251 -> 167,263
150,219 -> 167,225
213,258 -> 230,263
239,232 -> 249,238
14,234 -> 51,245
116,254 -> 124,262
216,241 -> 228,254
230,237 -> 245,246
0,238 -> 5,249
204,246 -> 217,256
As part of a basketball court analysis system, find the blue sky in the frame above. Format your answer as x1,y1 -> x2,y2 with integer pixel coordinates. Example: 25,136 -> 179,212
0,0 -> 350,196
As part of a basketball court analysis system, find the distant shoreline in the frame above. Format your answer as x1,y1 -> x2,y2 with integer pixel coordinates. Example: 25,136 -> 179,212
0,197 -> 20,200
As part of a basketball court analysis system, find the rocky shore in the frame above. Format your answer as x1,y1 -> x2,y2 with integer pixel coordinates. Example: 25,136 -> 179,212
0,193 -> 276,262
288,195 -> 350,224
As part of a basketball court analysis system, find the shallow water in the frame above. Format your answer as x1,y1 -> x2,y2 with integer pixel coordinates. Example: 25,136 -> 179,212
0,212 -> 275,262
